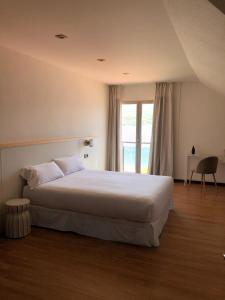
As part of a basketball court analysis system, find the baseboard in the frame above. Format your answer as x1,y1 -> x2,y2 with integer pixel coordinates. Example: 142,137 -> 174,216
174,179 -> 225,186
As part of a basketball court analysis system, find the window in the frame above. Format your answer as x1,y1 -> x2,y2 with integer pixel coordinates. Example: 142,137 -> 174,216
121,101 -> 154,174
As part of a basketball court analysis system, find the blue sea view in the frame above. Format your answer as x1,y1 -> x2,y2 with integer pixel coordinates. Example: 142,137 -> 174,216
123,143 -> 150,173
121,103 -> 153,174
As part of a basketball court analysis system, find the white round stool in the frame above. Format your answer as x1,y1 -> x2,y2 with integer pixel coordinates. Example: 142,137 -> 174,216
5,198 -> 31,238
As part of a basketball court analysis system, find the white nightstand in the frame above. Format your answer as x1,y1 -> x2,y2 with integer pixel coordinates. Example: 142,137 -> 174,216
5,198 -> 31,238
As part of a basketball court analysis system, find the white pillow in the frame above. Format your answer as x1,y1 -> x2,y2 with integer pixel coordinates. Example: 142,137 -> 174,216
20,162 -> 64,189
54,155 -> 85,175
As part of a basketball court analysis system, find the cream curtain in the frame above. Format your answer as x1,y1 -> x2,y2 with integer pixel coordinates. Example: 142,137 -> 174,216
150,82 -> 174,176
106,86 -> 121,171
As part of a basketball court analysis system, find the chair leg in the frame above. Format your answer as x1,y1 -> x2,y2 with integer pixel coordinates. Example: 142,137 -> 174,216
189,171 -> 194,184
201,173 -> 203,184
203,173 -> 206,187
212,173 -> 217,187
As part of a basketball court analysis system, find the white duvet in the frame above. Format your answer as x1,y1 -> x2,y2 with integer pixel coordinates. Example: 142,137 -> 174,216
23,170 -> 173,223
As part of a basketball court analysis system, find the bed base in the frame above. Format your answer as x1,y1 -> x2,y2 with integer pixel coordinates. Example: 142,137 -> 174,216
30,202 -> 171,247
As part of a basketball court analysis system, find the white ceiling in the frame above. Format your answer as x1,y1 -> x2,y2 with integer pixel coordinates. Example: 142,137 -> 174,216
164,0 -> 225,96
0,0 -> 197,84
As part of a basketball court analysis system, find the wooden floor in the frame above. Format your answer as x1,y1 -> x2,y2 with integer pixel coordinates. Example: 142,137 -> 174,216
0,183 -> 225,300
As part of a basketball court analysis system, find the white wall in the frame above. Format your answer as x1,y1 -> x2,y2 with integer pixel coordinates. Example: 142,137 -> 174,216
174,82 -> 225,183
120,81 -> 225,183
2,45 -> 224,182
120,83 -> 155,101
0,46 -> 108,169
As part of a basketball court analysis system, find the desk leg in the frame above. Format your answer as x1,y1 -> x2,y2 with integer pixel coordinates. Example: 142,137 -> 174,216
184,156 -> 189,185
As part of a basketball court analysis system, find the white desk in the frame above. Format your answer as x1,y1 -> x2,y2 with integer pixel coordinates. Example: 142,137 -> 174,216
184,154 -> 225,184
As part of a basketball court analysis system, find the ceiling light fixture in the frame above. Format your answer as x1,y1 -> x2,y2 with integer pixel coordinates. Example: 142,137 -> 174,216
55,33 -> 68,39
97,58 -> 106,62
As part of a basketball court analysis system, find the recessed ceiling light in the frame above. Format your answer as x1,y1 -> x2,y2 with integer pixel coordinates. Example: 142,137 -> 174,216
55,33 -> 68,39
122,72 -> 130,75
97,58 -> 106,62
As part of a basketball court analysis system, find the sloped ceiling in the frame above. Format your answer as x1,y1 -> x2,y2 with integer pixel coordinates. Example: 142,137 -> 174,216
164,0 -> 225,96
0,0 -> 196,84
209,0 -> 225,14
0,0 -> 224,91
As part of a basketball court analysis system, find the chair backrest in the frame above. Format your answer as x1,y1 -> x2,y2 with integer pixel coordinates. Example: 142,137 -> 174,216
196,156 -> 218,174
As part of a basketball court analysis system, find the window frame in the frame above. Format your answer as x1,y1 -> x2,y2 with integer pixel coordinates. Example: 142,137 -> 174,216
120,100 -> 154,173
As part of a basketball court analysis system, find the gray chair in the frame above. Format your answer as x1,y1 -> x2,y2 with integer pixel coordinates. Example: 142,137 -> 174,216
189,156 -> 218,186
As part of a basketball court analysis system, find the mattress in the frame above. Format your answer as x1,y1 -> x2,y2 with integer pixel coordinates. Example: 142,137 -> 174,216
23,170 -> 173,223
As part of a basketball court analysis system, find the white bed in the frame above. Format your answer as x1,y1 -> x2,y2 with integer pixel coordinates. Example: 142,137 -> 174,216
23,170 -> 173,247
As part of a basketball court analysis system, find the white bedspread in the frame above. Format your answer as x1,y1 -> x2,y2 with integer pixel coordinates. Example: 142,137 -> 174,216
23,170 -> 173,223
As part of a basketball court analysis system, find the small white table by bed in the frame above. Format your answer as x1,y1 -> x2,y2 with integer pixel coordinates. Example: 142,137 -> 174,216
5,198 -> 31,238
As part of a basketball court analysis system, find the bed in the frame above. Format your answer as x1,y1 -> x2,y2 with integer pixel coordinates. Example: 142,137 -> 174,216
23,169 -> 173,247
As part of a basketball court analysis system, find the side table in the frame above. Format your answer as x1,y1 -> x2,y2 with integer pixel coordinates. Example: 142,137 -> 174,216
5,198 -> 31,238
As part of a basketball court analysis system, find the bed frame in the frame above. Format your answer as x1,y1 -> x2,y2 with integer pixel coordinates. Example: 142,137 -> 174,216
0,136 -> 96,232
30,202 -> 171,247
0,137 -> 172,246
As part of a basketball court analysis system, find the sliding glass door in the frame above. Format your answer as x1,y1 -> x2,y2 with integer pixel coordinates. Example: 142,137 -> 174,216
121,102 -> 154,174
121,103 -> 137,173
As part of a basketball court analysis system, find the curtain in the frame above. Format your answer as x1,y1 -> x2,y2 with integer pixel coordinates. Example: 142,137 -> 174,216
106,86 -> 121,171
150,82 -> 174,176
